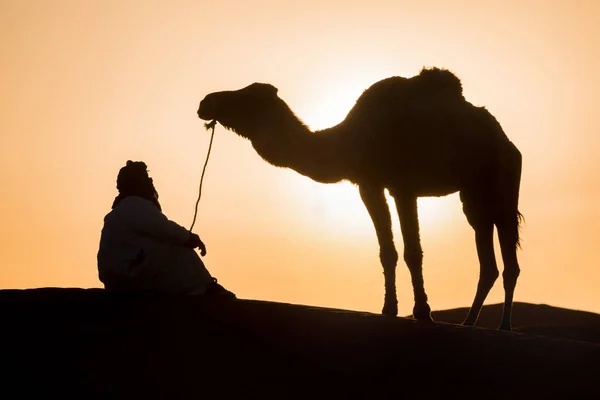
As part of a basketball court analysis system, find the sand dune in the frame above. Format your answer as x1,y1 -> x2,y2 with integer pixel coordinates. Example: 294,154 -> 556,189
430,302 -> 600,344
2,288 -> 599,398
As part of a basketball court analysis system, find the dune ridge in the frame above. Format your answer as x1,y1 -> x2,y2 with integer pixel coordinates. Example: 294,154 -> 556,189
2,288 -> 599,398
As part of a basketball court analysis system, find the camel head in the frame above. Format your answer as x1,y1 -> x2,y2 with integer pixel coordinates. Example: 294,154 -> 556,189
197,83 -> 282,141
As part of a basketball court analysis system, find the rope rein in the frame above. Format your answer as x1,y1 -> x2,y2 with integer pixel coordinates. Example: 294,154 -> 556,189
189,120 -> 217,232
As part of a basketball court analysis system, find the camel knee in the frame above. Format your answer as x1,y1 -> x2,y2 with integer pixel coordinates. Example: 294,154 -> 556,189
480,267 -> 499,288
502,266 -> 520,289
379,246 -> 398,292
403,247 -> 423,271
379,246 -> 398,270
404,247 -> 427,303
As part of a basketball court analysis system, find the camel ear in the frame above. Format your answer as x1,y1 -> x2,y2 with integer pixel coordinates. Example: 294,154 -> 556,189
246,82 -> 279,98
261,83 -> 278,97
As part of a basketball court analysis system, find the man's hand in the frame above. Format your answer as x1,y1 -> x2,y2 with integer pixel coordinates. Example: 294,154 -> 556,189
198,238 -> 207,256
187,233 -> 207,256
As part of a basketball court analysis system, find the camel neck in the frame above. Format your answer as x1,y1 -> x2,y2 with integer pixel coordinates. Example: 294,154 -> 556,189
250,124 -> 349,184
290,128 -> 349,184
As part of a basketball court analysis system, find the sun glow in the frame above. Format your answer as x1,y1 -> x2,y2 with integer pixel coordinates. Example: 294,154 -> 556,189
285,172 -> 459,240
290,77 -> 458,236
301,80 -> 369,131
417,196 -> 457,228
314,185 -> 455,233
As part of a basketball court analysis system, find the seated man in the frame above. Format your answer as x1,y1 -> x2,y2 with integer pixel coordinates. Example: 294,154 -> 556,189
97,160 -> 235,298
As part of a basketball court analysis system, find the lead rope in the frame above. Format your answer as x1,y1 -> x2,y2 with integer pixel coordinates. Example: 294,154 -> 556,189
189,120 -> 217,232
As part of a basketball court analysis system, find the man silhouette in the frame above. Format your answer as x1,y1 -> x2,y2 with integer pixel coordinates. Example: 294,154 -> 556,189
97,160 -> 235,298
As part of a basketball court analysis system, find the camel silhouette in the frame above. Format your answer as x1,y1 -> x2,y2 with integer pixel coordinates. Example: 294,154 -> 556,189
197,67 -> 523,330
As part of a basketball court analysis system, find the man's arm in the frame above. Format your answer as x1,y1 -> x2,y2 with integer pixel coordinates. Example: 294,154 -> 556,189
186,233 -> 207,256
120,196 -> 195,246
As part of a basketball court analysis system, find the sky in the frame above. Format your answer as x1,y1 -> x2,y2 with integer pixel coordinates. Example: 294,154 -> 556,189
1,0 -> 599,316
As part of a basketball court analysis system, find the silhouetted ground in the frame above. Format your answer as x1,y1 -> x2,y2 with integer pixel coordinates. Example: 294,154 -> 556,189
431,302 -> 600,344
1,288 -> 599,399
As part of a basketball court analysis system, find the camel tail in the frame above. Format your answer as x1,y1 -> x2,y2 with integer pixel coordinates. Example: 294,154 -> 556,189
511,144 -> 524,250
515,209 -> 525,250
496,141 -> 524,250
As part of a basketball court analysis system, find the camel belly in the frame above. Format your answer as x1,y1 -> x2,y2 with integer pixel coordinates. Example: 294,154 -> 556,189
384,165 -> 463,197
373,141 -> 496,197
347,104 -> 506,195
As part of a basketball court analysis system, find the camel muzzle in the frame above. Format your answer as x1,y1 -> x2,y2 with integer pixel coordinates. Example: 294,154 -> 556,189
197,107 -> 208,120
197,99 -> 212,120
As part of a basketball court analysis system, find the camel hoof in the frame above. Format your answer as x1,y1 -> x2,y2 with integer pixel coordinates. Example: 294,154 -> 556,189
413,302 -> 433,322
382,302 -> 398,317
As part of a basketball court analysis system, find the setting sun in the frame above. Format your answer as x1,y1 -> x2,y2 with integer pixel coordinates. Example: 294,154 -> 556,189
302,80 -> 368,131
3,1 -> 600,395
1,0 -> 600,319
417,196 -> 457,228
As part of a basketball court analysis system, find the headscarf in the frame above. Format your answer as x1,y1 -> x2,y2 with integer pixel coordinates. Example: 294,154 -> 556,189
111,160 -> 162,211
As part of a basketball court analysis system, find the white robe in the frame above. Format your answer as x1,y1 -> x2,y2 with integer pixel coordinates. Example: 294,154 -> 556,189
97,196 -> 212,294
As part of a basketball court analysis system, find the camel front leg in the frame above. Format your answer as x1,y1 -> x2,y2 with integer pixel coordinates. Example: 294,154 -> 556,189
394,194 -> 432,321
359,184 -> 398,317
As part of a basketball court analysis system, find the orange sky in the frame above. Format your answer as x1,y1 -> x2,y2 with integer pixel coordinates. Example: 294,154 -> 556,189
1,0 -> 599,316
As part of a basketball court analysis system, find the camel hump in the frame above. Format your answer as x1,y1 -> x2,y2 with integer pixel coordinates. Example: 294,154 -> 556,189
352,67 -> 464,109
415,67 -> 464,100
341,67 -> 467,129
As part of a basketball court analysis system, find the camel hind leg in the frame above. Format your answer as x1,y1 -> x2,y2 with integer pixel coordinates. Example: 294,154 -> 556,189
496,142 -> 523,331
460,190 -> 499,327
496,212 -> 522,331
461,188 -> 521,330
462,221 -> 499,326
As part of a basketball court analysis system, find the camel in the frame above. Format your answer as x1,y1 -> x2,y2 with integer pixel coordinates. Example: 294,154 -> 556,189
197,67 -> 523,330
